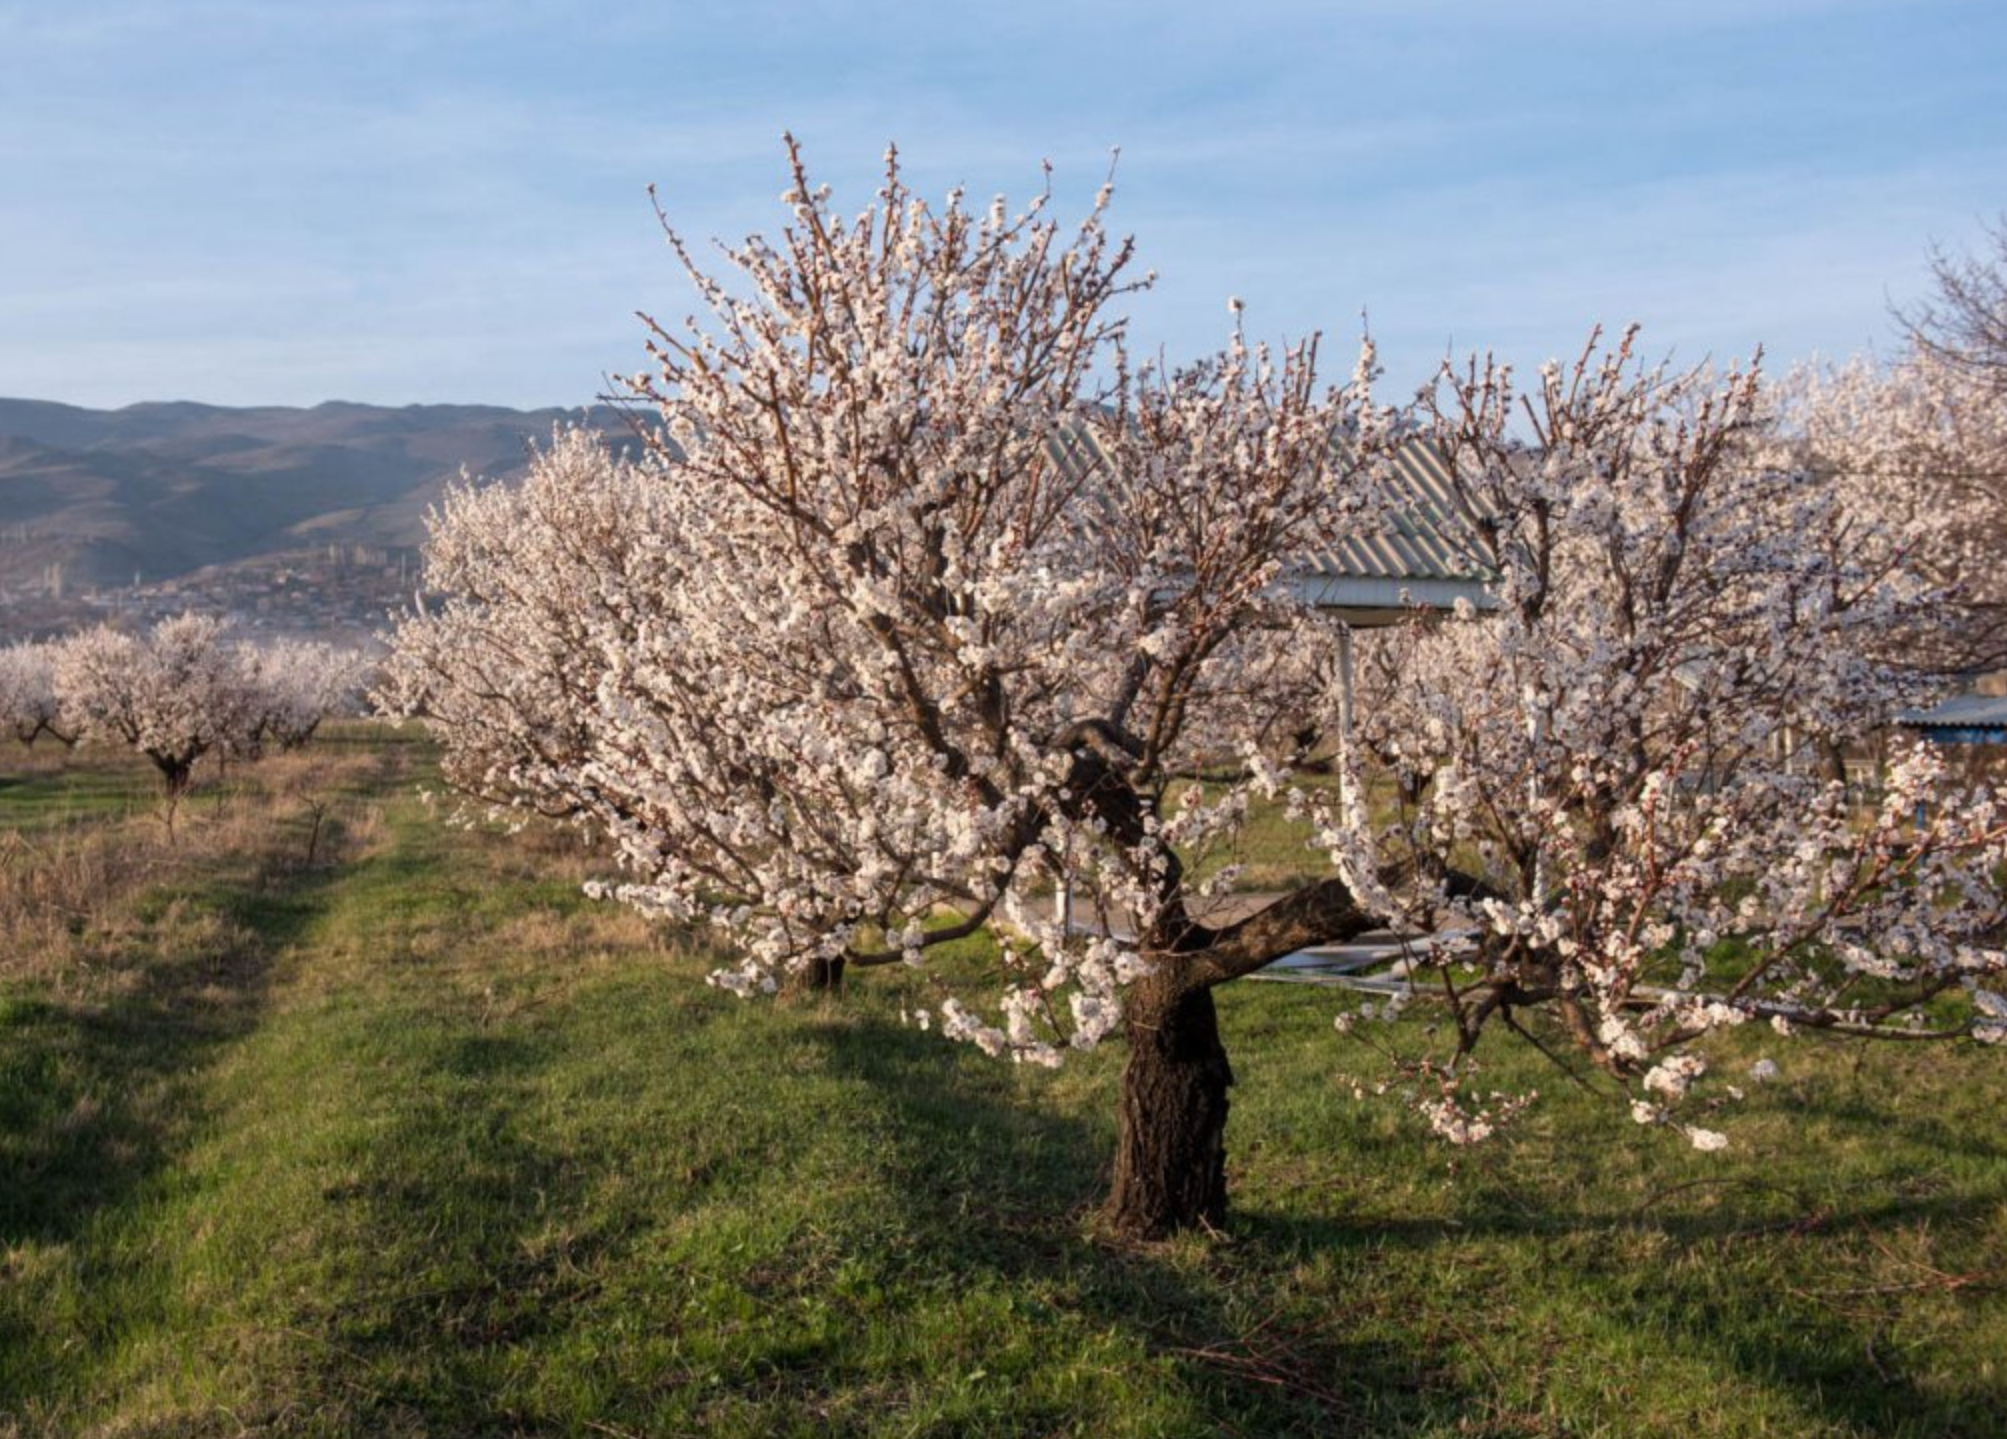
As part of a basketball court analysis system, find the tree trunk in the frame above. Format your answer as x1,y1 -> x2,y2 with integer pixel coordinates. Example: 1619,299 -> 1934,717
790,954 -> 847,994
157,757 -> 193,796
1106,970 -> 1234,1239
153,758 -> 192,840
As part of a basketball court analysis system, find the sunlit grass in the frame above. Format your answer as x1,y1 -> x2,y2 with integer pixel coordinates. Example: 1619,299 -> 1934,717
1,728 -> 2002,1436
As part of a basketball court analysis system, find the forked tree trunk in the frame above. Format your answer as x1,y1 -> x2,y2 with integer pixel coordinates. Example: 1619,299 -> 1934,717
152,758 -> 193,840
1094,874 -> 1374,1239
1106,969 -> 1234,1239
791,954 -> 846,994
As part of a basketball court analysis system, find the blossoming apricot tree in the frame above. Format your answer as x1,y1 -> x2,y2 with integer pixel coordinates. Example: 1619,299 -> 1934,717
384,144 -> 2007,1237
241,638 -> 369,751
0,642 -> 72,747
1333,331 -> 2007,1151
51,615 -> 362,797
54,614 -> 253,795
1777,350 -> 2007,676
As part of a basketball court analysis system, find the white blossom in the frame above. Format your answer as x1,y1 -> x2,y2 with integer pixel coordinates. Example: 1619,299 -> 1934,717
376,148 -> 2006,1183
0,642 -> 71,746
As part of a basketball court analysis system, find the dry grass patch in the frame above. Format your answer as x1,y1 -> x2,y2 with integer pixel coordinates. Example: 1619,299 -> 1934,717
0,732 -> 402,994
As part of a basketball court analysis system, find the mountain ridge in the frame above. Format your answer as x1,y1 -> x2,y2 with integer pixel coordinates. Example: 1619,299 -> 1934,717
0,396 -> 631,639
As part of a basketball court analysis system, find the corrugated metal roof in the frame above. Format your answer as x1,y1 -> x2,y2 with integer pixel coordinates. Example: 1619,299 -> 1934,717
1899,693 -> 2007,730
1300,436 -> 1494,584
1045,427 -> 1496,613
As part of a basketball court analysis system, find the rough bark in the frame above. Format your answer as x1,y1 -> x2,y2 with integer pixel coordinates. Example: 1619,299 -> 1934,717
1106,968 -> 1234,1239
1101,874 -> 1395,1239
1055,736 -> 1388,1238
791,954 -> 847,994
155,756 -> 194,796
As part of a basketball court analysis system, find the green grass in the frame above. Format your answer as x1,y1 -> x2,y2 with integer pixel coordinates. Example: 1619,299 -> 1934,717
1,732 -> 2004,1436
0,745 -> 155,835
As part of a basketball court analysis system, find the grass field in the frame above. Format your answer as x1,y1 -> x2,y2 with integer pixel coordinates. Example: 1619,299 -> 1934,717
2,725 -> 2004,1437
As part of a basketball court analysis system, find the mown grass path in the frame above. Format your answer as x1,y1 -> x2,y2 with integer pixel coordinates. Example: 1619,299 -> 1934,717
2,728 -> 2004,1437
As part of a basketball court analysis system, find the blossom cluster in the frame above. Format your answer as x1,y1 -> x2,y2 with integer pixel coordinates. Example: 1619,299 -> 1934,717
382,148 -> 2006,1152
15,616 -> 366,791
1320,330 -> 2007,1138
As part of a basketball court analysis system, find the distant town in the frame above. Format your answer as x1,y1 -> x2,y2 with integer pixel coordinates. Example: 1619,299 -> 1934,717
0,542 -> 416,647
0,394 -> 612,648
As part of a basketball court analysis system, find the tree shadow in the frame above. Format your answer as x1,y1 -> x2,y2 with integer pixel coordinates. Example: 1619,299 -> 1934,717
0,886 -> 309,1248
285,1001 -> 1464,1436
0,854 -> 368,1417
1785,1089 -> 2007,1167
286,997 -> 746,1435
333,991 -> 2004,1438
38,941 -> 1985,1438
808,1010 -> 2006,1437
801,1014 -> 1470,1437
1235,1179 -> 2006,1436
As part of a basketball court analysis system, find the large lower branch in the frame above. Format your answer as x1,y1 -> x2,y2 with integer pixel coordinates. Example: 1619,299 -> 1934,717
1177,860 -> 1503,989
845,905 -> 995,967
1183,878 -> 1380,987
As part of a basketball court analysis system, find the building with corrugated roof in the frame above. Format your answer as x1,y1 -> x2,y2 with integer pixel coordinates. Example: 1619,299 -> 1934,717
1050,428 -> 1498,625
1899,691 -> 2007,746
1274,437 -> 1497,624
1048,428 -> 1499,738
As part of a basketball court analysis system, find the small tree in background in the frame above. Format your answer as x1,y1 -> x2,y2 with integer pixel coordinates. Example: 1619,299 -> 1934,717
0,642 -> 74,748
242,638 -> 369,751
386,144 -> 2007,1238
54,614 -> 253,796
50,615 -> 361,804
1900,215 -> 2007,391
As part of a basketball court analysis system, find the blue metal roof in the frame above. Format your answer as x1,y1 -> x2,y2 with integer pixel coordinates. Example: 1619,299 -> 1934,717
1050,429 -> 1499,622
1899,693 -> 2007,733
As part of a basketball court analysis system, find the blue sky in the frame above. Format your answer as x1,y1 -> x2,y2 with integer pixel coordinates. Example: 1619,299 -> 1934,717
2,0 -> 2002,409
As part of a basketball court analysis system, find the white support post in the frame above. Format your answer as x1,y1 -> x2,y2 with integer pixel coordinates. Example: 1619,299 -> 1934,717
1528,689 -> 1548,906
1055,836 -> 1073,936
1336,625 -> 1356,743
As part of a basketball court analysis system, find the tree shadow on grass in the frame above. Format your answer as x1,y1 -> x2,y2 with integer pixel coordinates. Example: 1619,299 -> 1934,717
176,978 -> 2001,1438
262,999 -> 1464,1439
1236,1175 -> 2006,1436
0,872 -> 344,1246
812,1010 -> 2005,1437
284,996 -> 747,1436
801,1014 -> 1471,1439
0,763 -> 147,831
1784,1088 -> 2007,1167
0,859 -> 361,1417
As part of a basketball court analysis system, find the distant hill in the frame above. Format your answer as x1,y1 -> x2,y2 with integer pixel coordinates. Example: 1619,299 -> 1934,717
0,395 -> 642,638
0,397 -> 630,592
